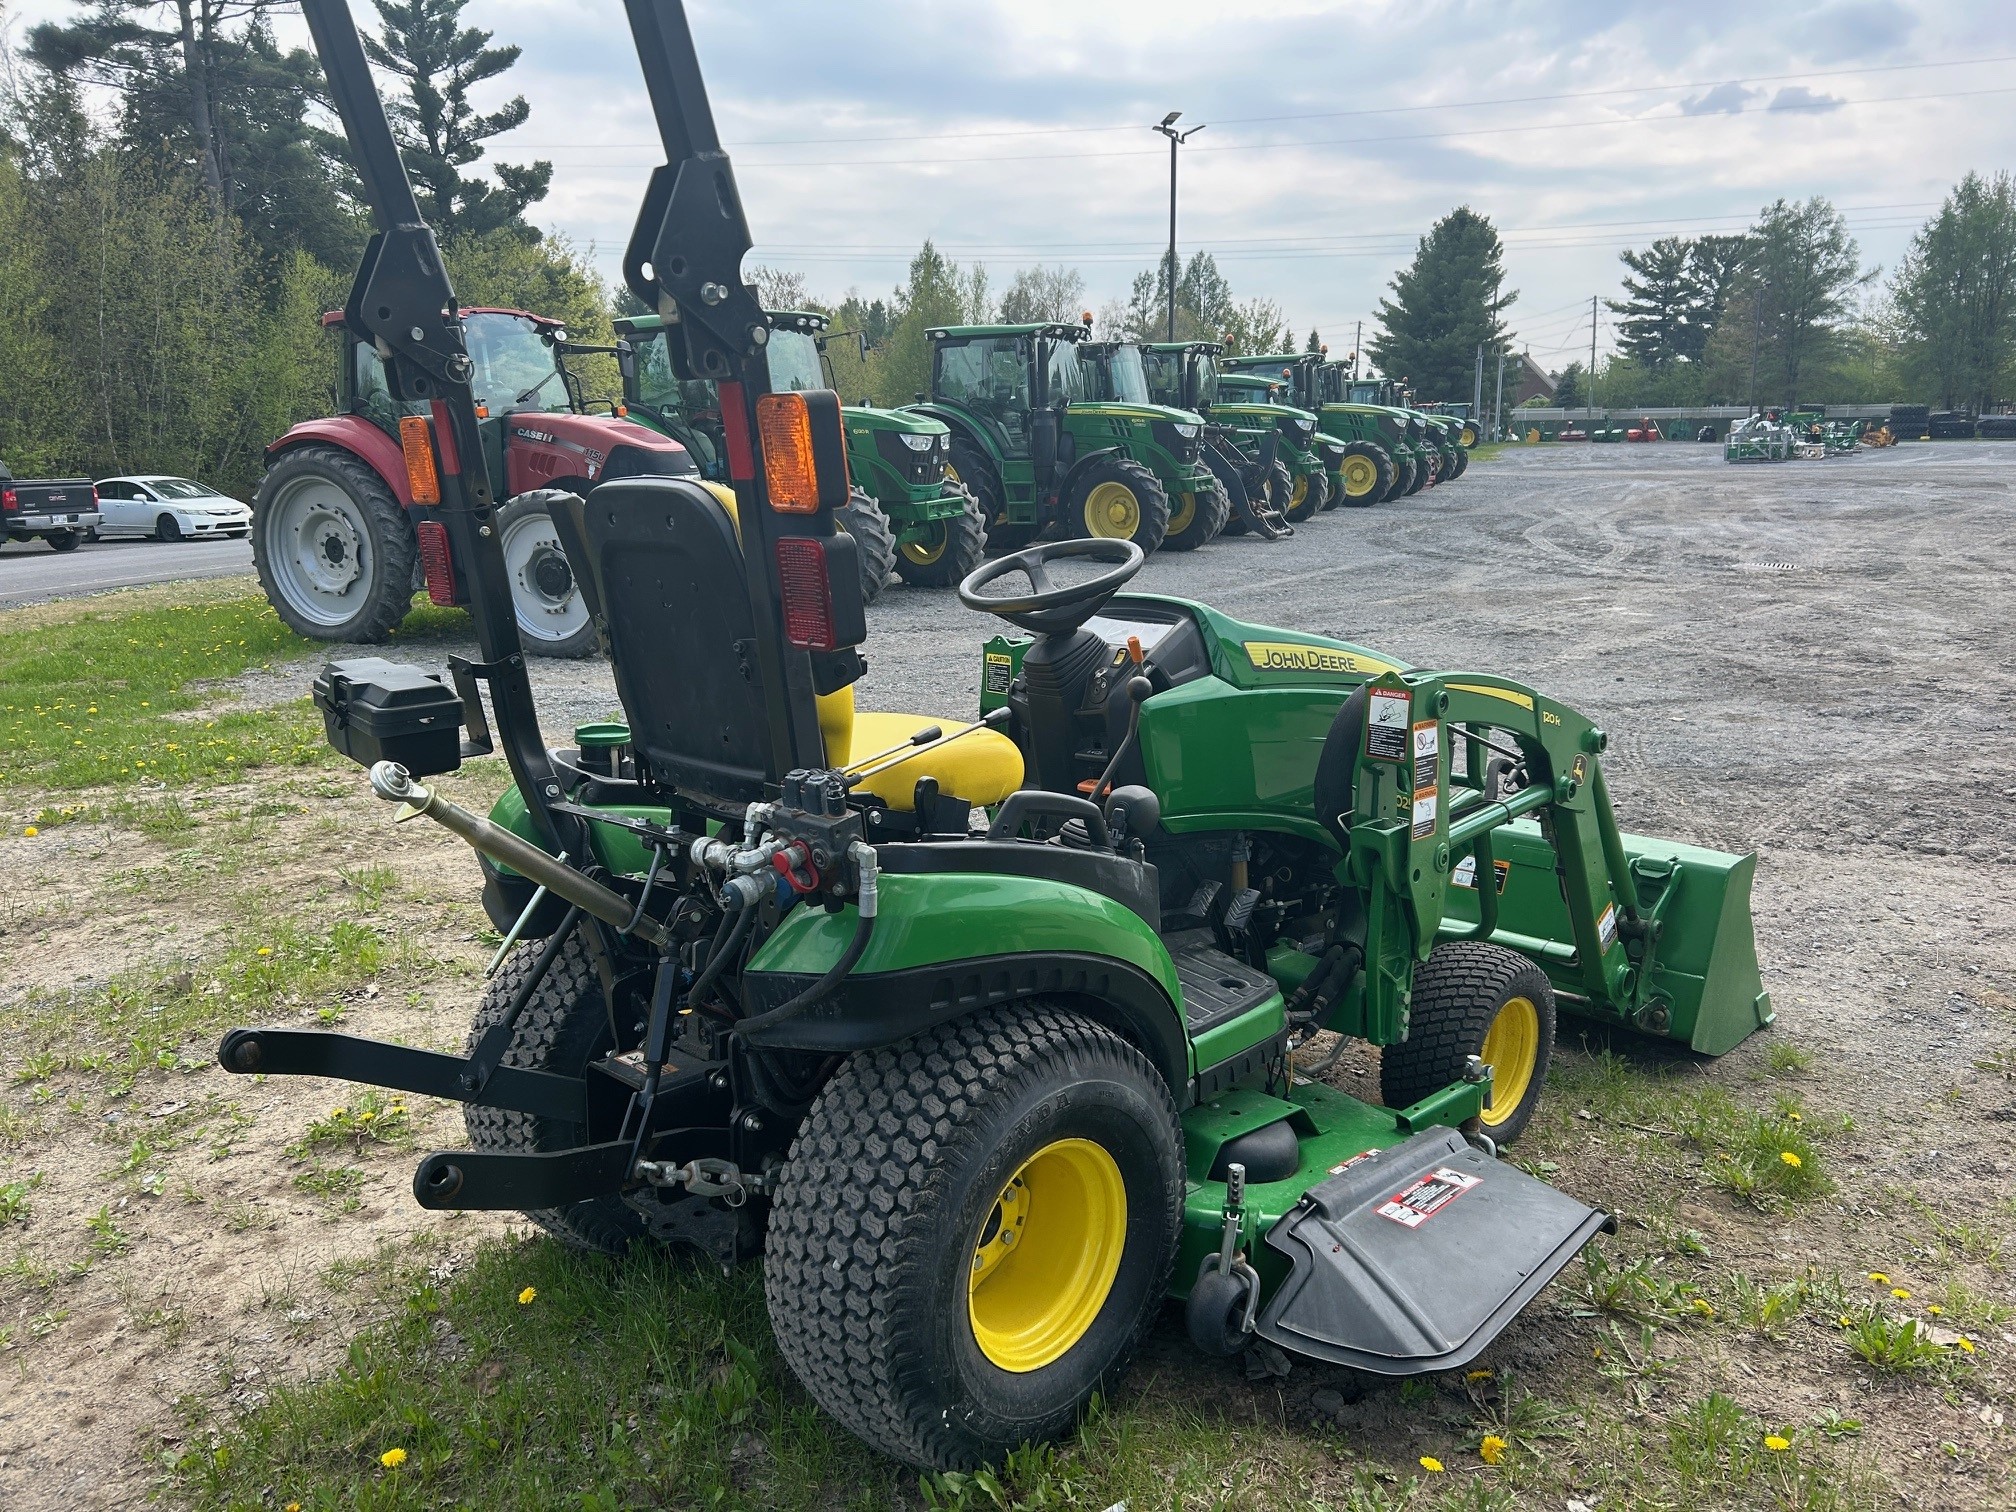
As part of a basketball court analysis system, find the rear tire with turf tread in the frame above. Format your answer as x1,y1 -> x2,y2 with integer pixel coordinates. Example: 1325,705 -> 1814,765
892,481 -> 988,587
463,931 -> 645,1254
764,1000 -> 1184,1470
835,486 -> 896,605
1380,941 -> 1556,1145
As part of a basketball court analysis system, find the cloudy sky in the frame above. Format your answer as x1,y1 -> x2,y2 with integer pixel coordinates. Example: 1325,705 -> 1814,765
13,0 -> 2016,374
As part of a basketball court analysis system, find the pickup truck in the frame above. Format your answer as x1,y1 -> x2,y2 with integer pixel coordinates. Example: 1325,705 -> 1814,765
0,462 -> 99,552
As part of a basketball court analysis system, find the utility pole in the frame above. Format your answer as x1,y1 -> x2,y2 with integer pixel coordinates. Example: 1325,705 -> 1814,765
1352,320 -> 1362,381
1749,279 -> 1769,414
1589,294 -> 1598,423
1472,343 -> 1484,418
1493,347 -> 1506,441
1153,112 -> 1206,341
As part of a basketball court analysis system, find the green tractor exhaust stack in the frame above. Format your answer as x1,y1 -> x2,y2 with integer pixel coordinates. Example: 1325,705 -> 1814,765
220,0 -> 1772,1475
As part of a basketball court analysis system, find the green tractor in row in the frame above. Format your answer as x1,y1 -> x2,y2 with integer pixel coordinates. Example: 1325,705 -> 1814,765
1206,370 -> 1345,520
914,321 -> 1227,557
239,0 -> 1773,1477
615,310 -> 989,596
1333,369 -> 1468,484
1229,354 -> 1424,503
1421,401 -> 1484,449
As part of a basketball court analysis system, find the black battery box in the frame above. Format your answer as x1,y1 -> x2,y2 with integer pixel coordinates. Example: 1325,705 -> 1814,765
312,657 -> 465,776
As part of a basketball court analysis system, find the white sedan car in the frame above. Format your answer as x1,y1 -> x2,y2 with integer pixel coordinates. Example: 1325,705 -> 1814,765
94,475 -> 252,542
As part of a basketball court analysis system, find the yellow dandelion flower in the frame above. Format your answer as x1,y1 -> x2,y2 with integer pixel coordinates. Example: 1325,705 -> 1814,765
1786,1111 -> 1802,1121
379,1447 -> 407,1468
358,1110 -> 375,1122
1926,1304 -> 1944,1316
286,1504 -> 301,1511
1837,1314 -> 1854,1328
1691,1298 -> 1715,1318
1465,1369 -> 1492,1383
257,947 -> 273,957
1867,1272 -> 1889,1284
23,826 -> 38,838
1956,1337 -> 1975,1353
1479,1434 -> 1507,1466
1418,1456 -> 1444,1474
518,1285 -> 538,1305
1763,1435 -> 1791,1452
1779,1151 -> 1802,1168
1891,1288 -> 1910,1300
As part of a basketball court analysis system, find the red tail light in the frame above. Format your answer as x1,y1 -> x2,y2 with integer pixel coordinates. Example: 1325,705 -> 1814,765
1,488 -> 17,514
414,520 -> 457,606
774,537 -> 837,649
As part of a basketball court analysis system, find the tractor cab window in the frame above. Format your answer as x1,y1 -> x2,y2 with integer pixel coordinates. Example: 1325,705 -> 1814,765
465,312 -> 566,416
765,329 -> 823,393
1193,351 -> 1220,407
349,338 -> 405,431
630,329 -> 683,414
1141,348 -> 1184,407
934,337 -> 1030,416
1042,339 -> 1089,404
1100,345 -> 1151,406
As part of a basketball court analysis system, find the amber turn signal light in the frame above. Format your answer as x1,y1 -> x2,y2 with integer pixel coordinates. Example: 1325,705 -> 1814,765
398,416 -> 441,505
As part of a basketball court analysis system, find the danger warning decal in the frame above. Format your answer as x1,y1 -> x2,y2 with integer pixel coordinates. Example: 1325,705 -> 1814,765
1411,719 -> 1440,792
1376,1166 -> 1482,1228
1366,687 -> 1409,762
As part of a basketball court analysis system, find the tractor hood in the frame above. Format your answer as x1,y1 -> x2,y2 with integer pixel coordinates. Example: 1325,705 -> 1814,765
1072,401 -> 1204,426
1211,402 -> 1319,425
843,404 -> 947,436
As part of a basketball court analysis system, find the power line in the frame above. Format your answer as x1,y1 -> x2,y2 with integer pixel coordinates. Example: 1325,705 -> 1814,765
504,50 -> 2016,151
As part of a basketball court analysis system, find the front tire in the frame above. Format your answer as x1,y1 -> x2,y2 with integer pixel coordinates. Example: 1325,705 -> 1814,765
1284,465 -> 1328,523
252,445 -> 416,643
498,490 -> 600,658
1162,475 -> 1230,551
1065,456 -> 1169,556
1381,941 -> 1556,1144
835,487 -> 897,604
154,514 -> 183,543
1338,442 -> 1391,507
765,1002 -> 1183,1470
893,483 -> 988,587
464,931 -> 646,1253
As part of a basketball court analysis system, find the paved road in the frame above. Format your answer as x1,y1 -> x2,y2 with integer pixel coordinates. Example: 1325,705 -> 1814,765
0,535 -> 253,608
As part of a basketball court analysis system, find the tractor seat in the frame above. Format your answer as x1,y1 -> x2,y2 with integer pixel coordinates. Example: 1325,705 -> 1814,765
561,477 -> 1021,813
815,682 -> 1022,811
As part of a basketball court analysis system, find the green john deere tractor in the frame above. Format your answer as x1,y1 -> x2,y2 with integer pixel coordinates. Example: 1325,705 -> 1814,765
914,321 -> 1224,557
1423,401 -> 1484,449
237,0 -> 1775,1475
616,310 -> 989,594
1228,353 -> 1422,502
1339,370 -> 1467,484
1209,371 -> 1344,521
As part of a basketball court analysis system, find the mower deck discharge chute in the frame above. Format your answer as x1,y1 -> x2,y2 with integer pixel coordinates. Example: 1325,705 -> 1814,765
228,0 -> 1772,1472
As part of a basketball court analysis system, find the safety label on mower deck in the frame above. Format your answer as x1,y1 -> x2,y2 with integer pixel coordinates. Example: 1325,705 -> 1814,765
1366,688 -> 1409,761
1376,1166 -> 1482,1228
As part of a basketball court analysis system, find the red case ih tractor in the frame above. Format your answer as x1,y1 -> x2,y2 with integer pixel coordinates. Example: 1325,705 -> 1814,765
252,306 -> 694,657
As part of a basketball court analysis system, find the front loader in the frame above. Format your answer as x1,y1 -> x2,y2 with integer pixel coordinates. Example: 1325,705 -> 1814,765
226,0 -> 1776,1475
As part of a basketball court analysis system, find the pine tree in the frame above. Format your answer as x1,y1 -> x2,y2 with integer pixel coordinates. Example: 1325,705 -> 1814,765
363,0 -> 551,238
1370,207 -> 1515,399
1304,328 -> 1322,354
1608,238 -> 1692,371
1681,235 -> 1753,362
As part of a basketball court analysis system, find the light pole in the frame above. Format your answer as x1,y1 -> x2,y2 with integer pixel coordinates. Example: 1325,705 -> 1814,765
1748,278 -> 1770,415
1153,111 -> 1206,341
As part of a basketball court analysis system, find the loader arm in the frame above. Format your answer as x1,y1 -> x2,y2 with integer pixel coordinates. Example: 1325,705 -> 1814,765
297,0 -> 583,857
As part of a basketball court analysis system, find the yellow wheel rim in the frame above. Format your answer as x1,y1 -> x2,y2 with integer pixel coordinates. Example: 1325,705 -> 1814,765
1478,995 -> 1540,1128
899,524 -> 948,566
1168,491 -> 1197,534
1083,481 -> 1142,539
1460,424 -> 1479,447
968,1138 -> 1126,1373
1341,454 -> 1378,496
1289,472 -> 1309,508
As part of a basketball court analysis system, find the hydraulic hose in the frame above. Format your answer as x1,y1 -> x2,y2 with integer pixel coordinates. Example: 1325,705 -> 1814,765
733,842 -> 879,1035
685,897 -> 757,1020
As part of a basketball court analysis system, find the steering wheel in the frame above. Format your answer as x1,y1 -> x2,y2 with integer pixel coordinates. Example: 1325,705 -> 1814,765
958,537 -> 1145,636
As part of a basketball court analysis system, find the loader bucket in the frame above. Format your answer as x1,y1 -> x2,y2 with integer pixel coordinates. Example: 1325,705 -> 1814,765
1445,821 -> 1772,1056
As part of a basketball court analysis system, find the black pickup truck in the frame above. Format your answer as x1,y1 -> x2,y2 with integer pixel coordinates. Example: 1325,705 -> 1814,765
0,462 -> 99,552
